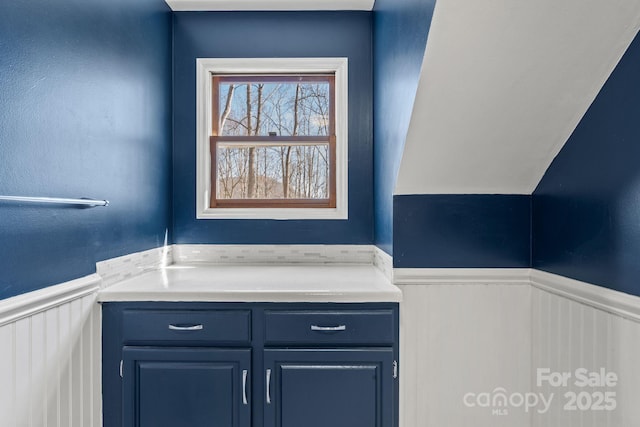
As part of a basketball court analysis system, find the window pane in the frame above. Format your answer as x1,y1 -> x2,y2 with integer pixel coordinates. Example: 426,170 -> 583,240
216,144 -> 329,200
217,80 -> 331,137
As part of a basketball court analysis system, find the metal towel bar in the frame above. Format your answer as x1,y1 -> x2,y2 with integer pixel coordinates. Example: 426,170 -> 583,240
0,195 -> 109,207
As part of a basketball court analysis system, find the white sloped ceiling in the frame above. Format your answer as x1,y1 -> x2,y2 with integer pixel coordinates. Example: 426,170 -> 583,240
395,0 -> 640,195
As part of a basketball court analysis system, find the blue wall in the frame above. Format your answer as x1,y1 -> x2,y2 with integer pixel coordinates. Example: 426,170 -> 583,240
0,0 -> 172,299
172,12 -> 373,244
533,31 -> 640,296
394,195 -> 531,268
372,0 -> 436,254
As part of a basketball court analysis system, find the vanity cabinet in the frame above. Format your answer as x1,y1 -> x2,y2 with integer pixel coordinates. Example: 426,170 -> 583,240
122,347 -> 251,427
264,348 -> 394,427
102,302 -> 399,427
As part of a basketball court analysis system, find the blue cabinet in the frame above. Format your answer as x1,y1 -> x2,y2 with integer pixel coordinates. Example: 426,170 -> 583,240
263,310 -> 395,346
264,348 -> 394,427
122,347 -> 251,427
102,302 -> 399,427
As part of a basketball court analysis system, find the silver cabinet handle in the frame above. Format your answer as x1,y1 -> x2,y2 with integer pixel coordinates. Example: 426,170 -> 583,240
310,325 -> 346,332
266,369 -> 272,404
168,324 -> 204,331
242,370 -> 248,405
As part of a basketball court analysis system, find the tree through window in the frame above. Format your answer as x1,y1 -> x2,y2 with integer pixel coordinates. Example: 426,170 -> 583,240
210,74 -> 336,208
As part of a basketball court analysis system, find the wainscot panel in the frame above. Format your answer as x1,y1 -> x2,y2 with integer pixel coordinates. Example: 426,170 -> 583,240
0,275 -> 102,427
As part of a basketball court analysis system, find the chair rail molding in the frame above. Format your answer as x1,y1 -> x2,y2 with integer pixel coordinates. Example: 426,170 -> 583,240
530,269 -> 640,323
393,268 -> 531,285
0,274 -> 101,327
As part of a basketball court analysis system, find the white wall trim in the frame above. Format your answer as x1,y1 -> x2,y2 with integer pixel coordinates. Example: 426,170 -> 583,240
372,246 -> 393,282
0,274 -> 101,327
393,268 -> 531,285
196,57 -> 349,220
531,269 -> 640,323
97,245 -> 173,289
394,267 -> 640,322
166,0 -> 375,11
12,246 -> 630,327
173,244 -> 374,264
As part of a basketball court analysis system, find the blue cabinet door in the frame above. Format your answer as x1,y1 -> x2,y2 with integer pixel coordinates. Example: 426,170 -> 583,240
264,348 -> 395,427
122,347 -> 251,427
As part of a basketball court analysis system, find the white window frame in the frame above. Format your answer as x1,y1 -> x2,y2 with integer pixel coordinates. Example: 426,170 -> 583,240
196,57 -> 349,220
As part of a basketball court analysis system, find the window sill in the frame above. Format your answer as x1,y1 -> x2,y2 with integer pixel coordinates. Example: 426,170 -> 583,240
197,206 -> 347,220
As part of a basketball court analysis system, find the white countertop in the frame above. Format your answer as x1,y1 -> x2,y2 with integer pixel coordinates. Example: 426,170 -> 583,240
97,264 -> 401,303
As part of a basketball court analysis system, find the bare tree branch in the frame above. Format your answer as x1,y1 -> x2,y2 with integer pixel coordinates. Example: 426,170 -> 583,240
220,84 -> 235,132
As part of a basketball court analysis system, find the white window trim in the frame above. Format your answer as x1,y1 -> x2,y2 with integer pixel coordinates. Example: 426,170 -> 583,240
196,57 -> 349,220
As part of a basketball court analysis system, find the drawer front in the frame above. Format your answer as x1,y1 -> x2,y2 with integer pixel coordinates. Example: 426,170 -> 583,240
122,310 -> 251,344
264,310 -> 394,346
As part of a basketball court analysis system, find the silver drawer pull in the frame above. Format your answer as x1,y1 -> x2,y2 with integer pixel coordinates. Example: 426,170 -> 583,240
310,325 -> 346,332
266,369 -> 272,404
168,324 -> 204,331
242,370 -> 248,405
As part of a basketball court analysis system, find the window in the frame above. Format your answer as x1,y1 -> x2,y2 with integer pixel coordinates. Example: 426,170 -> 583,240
212,74 -> 335,208
196,58 -> 348,220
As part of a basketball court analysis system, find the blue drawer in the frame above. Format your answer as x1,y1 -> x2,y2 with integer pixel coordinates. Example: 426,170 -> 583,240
264,310 -> 395,346
122,309 -> 251,344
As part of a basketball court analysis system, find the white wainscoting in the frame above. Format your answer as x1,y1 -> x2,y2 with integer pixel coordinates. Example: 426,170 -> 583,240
398,270 -> 532,427
398,268 -> 640,427
531,275 -> 640,427
0,275 -> 102,427
4,246 -> 640,427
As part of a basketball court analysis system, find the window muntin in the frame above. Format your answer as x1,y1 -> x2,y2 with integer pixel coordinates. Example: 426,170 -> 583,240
210,75 -> 336,208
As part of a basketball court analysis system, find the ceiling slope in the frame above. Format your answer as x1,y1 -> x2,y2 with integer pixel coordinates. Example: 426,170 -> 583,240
395,0 -> 640,195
